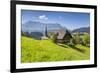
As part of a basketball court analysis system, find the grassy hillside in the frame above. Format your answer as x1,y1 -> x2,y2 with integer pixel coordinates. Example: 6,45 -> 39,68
21,36 -> 90,63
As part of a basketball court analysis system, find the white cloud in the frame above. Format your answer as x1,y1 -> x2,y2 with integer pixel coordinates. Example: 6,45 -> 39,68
39,15 -> 48,20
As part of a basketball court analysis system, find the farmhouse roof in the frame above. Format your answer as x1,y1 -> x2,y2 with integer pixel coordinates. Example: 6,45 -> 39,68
54,29 -> 70,39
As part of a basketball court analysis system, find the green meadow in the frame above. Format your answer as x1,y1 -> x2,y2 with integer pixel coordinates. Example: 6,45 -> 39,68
21,36 -> 90,63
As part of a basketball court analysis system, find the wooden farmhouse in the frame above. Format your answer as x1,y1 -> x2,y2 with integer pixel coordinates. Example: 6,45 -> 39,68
54,29 -> 72,43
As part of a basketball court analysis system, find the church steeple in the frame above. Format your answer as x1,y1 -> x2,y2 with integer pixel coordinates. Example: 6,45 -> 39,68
41,24 -> 48,40
45,24 -> 48,37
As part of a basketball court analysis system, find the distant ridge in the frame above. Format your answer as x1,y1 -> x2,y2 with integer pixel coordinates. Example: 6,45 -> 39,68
72,27 -> 90,34
22,21 -> 63,32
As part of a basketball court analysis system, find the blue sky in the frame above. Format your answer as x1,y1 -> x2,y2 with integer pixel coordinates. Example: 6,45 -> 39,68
21,10 -> 90,30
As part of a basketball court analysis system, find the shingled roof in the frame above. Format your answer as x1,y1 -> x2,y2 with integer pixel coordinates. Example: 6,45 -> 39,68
54,29 -> 71,39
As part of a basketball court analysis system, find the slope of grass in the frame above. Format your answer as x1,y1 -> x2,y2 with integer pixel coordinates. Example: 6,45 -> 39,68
21,36 -> 90,63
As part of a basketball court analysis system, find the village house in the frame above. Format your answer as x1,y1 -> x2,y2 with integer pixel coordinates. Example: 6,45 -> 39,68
40,24 -> 72,43
53,29 -> 72,43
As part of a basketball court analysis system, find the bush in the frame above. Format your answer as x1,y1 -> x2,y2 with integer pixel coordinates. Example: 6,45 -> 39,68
73,32 -> 81,44
67,38 -> 75,46
21,31 -> 26,36
82,33 -> 90,47
52,33 -> 58,43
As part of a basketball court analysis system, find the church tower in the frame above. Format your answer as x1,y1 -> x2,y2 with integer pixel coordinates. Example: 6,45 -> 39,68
45,24 -> 48,37
41,24 -> 48,40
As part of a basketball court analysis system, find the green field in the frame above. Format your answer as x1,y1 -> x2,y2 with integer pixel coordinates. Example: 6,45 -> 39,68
21,36 -> 90,63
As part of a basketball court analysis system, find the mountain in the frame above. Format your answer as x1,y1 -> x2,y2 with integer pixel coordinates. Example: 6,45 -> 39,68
22,21 -> 71,40
22,21 -> 63,33
72,27 -> 90,34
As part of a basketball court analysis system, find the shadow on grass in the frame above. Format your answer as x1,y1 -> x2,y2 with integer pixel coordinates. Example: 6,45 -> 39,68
58,44 -> 69,49
59,44 -> 85,53
69,45 -> 85,53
